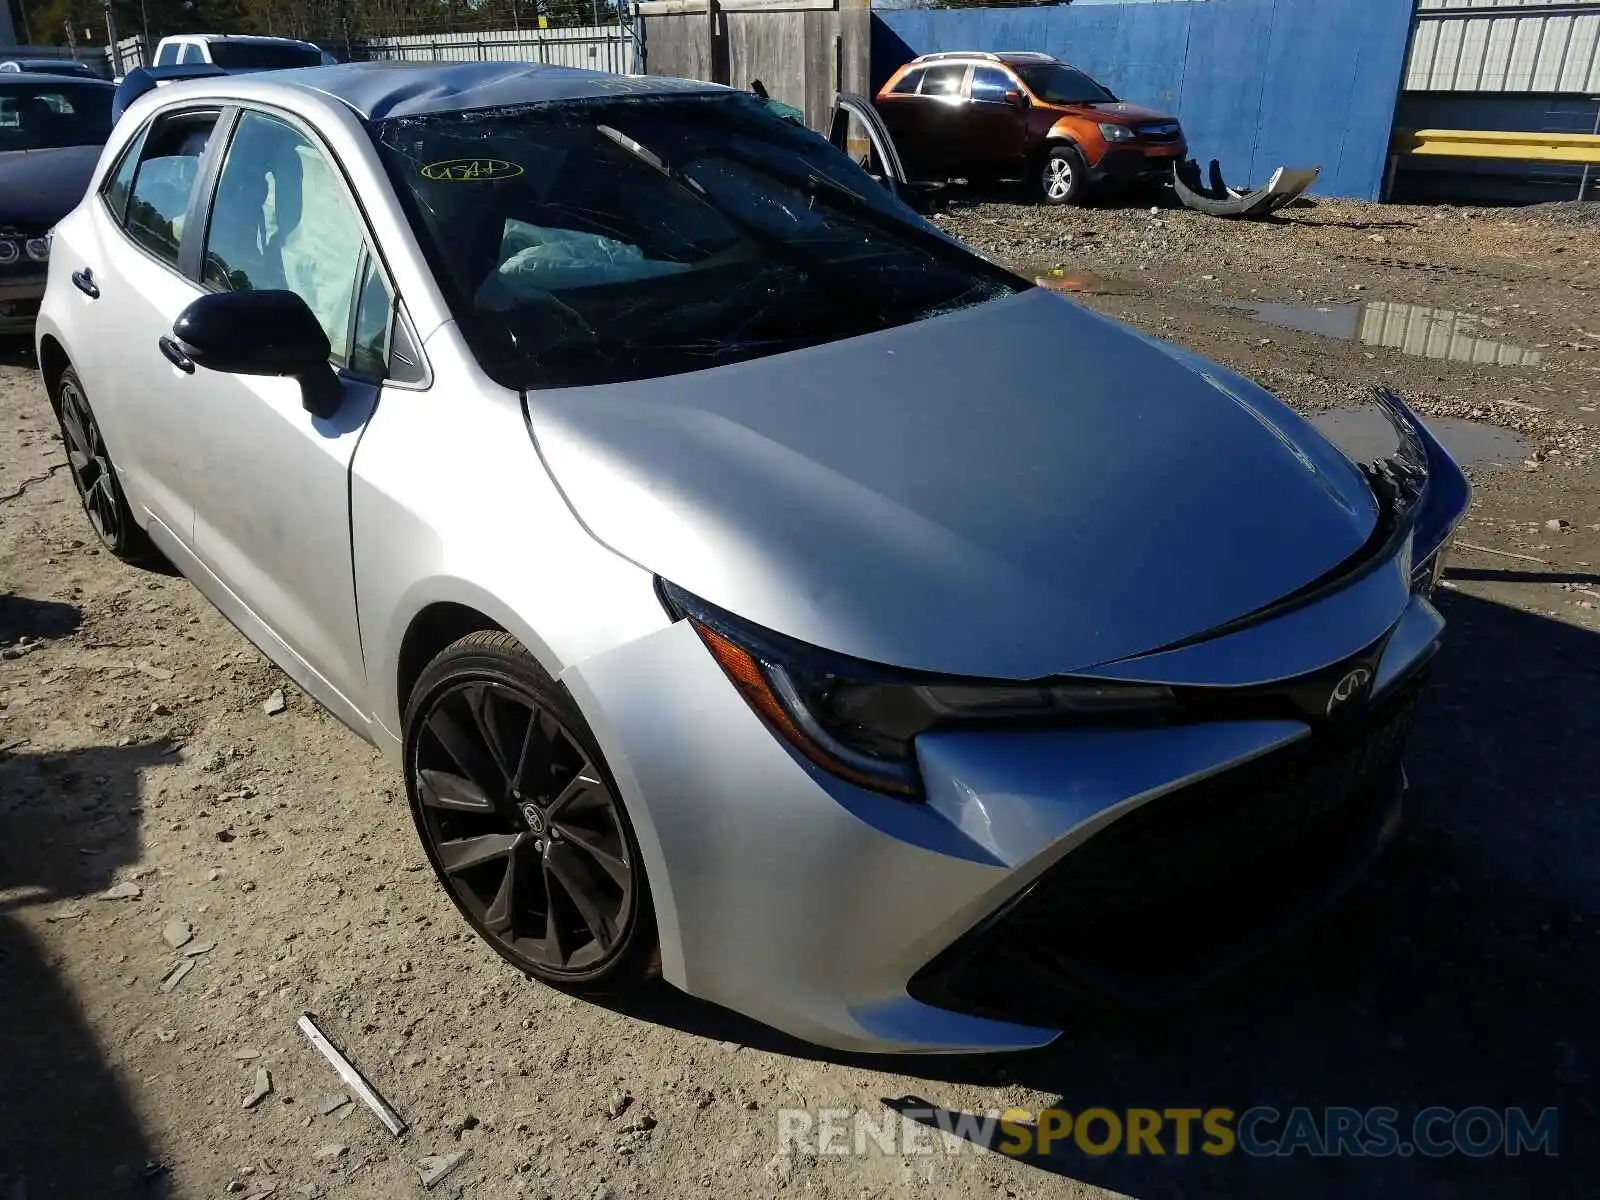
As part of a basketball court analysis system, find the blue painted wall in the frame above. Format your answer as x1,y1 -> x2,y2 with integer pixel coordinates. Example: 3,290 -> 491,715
872,0 -> 1416,201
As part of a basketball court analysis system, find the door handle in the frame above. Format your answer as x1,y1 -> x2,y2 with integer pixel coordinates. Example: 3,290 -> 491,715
71,268 -> 100,299
157,335 -> 195,374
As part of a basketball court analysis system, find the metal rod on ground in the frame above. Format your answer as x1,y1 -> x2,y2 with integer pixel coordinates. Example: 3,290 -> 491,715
1581,98 -> 1600,201
297,1013 -> 408,1138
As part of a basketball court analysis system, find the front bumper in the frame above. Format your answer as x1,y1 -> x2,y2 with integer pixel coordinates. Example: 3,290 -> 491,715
1091,141 -> 1188,183
564,569 -> 1445,1054
909,669 -> 1420,1024
0,273 -> 46,335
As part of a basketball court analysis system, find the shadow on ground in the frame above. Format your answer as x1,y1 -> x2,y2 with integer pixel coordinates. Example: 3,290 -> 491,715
620,588 -> 1599,1198
0,739 -> 175,1197
0,337 -> 37,369
0,594 -> 82,647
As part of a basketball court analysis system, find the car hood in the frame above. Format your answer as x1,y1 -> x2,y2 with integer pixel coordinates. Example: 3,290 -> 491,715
0,145 -> 101,230
1071,101 -> 1173,124
524,288 -> 1380,679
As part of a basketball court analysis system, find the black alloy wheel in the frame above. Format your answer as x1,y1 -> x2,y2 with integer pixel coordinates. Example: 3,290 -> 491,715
404,632 -> 656,990
54,367 -> 154,563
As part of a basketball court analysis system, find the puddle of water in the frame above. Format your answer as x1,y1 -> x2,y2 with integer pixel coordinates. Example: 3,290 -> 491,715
1311,406 -> 1529,471
1233,299 -> 1544,367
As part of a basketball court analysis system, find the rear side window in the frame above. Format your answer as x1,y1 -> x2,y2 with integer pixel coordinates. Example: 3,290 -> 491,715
919,65 -> 964,97
178,43 -> 205,65
888,69 -> 923,96
123,111 -> 219,268
152,42 -> 178,66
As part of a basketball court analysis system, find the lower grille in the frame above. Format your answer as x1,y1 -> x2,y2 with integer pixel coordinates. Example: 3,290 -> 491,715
909,670 -> 1427,1023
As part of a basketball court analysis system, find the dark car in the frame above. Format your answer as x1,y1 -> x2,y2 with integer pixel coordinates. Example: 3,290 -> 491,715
0,58 -> 104,80
0,74 -> 114,335
875,51 -> 1186,205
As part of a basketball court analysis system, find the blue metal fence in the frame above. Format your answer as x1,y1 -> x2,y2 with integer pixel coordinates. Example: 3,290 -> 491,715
872,0 -> 1416,201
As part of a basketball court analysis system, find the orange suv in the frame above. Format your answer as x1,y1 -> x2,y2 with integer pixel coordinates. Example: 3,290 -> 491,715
874,51 -> 1186,205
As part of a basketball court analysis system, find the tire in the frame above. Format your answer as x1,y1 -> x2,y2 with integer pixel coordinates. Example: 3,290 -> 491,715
1039,144 -> 1089,206
52,367 -> 158,565
403,630 -> 659,995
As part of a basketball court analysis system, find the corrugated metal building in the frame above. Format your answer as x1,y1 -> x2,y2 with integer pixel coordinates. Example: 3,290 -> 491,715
1396,0 -> 1600,202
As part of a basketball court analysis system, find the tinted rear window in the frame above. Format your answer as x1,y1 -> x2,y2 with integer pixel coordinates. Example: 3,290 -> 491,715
373,91 -> 1020,390
0,81 -> 112,150
206,42 -> 322,69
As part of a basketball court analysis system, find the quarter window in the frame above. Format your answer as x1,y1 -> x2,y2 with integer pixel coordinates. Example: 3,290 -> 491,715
202,111 -> 368,366
889,68 -> 923,96
178,43 -> 205,65
123,111 -> 219,268
101,123 -> 148,224
970,67 -> 1014,103
349,253 -> 394,380
152,42 -> 178,66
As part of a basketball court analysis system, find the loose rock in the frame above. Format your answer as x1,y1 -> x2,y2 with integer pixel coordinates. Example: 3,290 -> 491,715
243,1068 -> 273,1109
620,1110 -> 657,1134
157,960 -> 194,993
263,689 -> 286,716
97,881 -> 143,901
311,1144 -> 347,1163
416,1150 -> 470,1190
161,918 -> 193,949
317,1093 -> 351,1117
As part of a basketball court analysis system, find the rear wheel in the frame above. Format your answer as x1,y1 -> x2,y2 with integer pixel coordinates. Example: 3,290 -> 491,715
1039,144 -> 1088,206
53,367 -> 156,564
403,631 -> 658,993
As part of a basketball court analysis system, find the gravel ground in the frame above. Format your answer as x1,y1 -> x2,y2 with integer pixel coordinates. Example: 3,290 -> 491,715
1,195 -> 1598,1200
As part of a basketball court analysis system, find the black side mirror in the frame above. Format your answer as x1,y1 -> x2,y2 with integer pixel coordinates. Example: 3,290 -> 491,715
1005,89 -> 1027,110
173,290 -> 342,419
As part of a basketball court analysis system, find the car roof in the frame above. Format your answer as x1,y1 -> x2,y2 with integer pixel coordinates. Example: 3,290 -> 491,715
0,70 -> 113,86
155,60 -> 723,123
906,51 -> 1059,69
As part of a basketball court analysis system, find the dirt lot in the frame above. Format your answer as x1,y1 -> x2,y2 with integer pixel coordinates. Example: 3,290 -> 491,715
2,196 -> 1598,1200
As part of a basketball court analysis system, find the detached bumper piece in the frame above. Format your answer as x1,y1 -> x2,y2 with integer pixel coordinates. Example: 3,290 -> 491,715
1173,157 -> 1321,219
909,669 -> 1427,1025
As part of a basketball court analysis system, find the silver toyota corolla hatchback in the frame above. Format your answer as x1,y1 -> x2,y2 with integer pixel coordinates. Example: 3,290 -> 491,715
37,61 -> 1468,1053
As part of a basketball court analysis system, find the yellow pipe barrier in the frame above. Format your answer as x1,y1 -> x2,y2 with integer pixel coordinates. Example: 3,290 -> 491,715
1392,128 -> 1600,166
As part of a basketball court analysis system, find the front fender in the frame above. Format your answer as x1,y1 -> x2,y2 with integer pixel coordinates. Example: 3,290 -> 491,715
1045,119 -> 1100,165
351,330 -> 671,755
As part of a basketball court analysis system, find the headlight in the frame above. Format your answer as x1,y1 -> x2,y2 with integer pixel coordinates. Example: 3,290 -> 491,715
1366,388 -> 1471,595
1099,123 -> 1136,143
0,239 -> 17,266
25,235 -> 50,263
660,581 -> 1174,798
